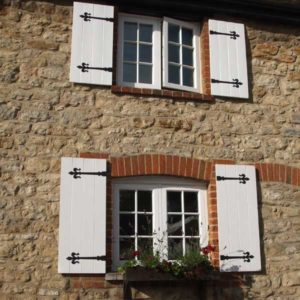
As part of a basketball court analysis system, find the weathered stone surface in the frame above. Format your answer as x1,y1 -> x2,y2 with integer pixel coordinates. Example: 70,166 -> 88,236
0,1 -> 299,299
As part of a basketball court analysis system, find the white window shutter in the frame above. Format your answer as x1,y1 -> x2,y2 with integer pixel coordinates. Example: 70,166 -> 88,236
70,2 -> 114,85
216,164 -> 261,272
58,157 -> 107,274
209,19 -> 249,99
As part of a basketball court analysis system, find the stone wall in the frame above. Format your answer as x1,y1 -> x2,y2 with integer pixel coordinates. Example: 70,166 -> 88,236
0,0 -> 299,299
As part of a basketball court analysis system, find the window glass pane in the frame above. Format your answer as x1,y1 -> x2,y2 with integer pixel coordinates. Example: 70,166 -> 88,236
124,42 -> 137,62
138,238 -> 153,253
186,238 -> 200,253
167,191 -> 182,212
139,24 -> 153,42
183,67 -> 194,87
139,64 -> 152,84
120,190 -> 135,211
123,63 -> 137,82
124,22 -> 137,41
138,214 -> 152,235
168,24 -> 180,43
120,214 -> 135,235
120,238 -> 135,260
182,28 -> 193,46
138,190 -> 152,212
182,47 -> 193,66
184,192 -> 198,213
168,44 -> 180,63
167,215 -> 182,236
139,44 -> 152,63
168,64 -> 180,85
185,215 -> 199,236
168,238 -> 183,259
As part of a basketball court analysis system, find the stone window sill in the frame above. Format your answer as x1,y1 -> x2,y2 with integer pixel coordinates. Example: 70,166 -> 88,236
111,85 -> 213,101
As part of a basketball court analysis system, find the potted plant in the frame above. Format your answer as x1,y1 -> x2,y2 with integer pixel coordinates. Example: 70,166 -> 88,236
118,245 -> 216,282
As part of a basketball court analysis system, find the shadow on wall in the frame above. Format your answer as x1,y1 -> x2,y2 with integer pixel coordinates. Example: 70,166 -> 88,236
124,274 -> 254,300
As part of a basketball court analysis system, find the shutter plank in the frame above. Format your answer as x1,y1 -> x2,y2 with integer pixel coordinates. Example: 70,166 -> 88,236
216,164 -> 261,272
209,19 -> 249,99
58,157 -> 107,274
70,2 -> 114,85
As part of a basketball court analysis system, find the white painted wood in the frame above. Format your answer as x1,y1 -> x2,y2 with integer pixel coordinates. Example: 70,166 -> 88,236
117,14 -> 161,89
209,20 -> 249,99
58,157 -> 107,273
216,165 -> 261,272
162,17 -> 201,93
111,177 -> 207,270
70,2 -> 114,85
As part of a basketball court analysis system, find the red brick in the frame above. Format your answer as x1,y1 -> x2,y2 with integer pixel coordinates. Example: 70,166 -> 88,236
152,154 -> 159,174
173,91 -> 183,98
279,164 -> 286,182
145,155 -> 152,174
185,157 -> 193,177
273,164 -> 280,182
291,167 -> 298,186
261,163 -> 268,181
209,211 -> 218,218
191,159 -> 200,179
124,156 -> 132,176
198,160 -> 205,179
159,154 -> 166,174
121,86 -> 132,93
131,156 -> 138,176
131,87 -> 141,94
286,166 -> 292,184
118,157 -> 125,177
111,85 -> 122,93
267,163 -> 274,182
166,155 -> 172,175
204,162 -> 212,180
298,169 -> 300,186
80,152 -> 109,159
110,157 -> 118,177
179,157 -> 187,177
173,156 -> 180,176
162,89 -> 173,97
141,88 -> 153,95
138,155 -> 145,175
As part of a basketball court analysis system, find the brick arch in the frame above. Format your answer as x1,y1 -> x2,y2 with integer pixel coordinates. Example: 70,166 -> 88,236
81,153 -> 300,187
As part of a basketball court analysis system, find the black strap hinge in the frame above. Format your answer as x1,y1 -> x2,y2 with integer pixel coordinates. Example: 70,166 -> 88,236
220,251 -> 254,263
77,63 -> 113,73
211,78 -> 242,88
217,173 -> 249,184
210,30 -> 240,39
67,252 -> 107,264
80,12 -> 114,22
69,168 -> 108,179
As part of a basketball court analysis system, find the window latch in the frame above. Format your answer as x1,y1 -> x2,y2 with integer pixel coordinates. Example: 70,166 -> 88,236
80,12 -> 114,22
67,252 -> 107,264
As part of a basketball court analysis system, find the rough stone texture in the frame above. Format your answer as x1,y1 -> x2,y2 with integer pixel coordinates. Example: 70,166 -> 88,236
0,0 -> 299,299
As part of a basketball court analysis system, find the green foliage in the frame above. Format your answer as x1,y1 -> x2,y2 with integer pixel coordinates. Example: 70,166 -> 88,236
118,247 -> 214,279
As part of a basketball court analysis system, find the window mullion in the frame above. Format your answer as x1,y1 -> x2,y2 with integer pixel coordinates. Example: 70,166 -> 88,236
181,190 -> 186,255
137,24 -> 140,83
135,190 -> 138,253
179,26 -> 183,86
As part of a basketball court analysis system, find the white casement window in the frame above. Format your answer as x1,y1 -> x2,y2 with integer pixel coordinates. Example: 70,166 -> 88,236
112,177 -> 208,270
163,18 -> 201,92
117,14 -> 161,89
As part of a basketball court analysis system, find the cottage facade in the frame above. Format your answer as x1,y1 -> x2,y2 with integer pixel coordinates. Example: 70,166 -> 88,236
0,0 -> 299,299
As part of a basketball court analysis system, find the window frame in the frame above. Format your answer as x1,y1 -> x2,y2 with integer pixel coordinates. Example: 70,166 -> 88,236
117,13 -> 162,89
162,17 -> 201,93
112,176 -> 208,271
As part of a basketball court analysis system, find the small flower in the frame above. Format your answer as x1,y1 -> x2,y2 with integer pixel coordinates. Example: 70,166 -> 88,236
201,245 -> 215,255
132,251 -> 140,257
